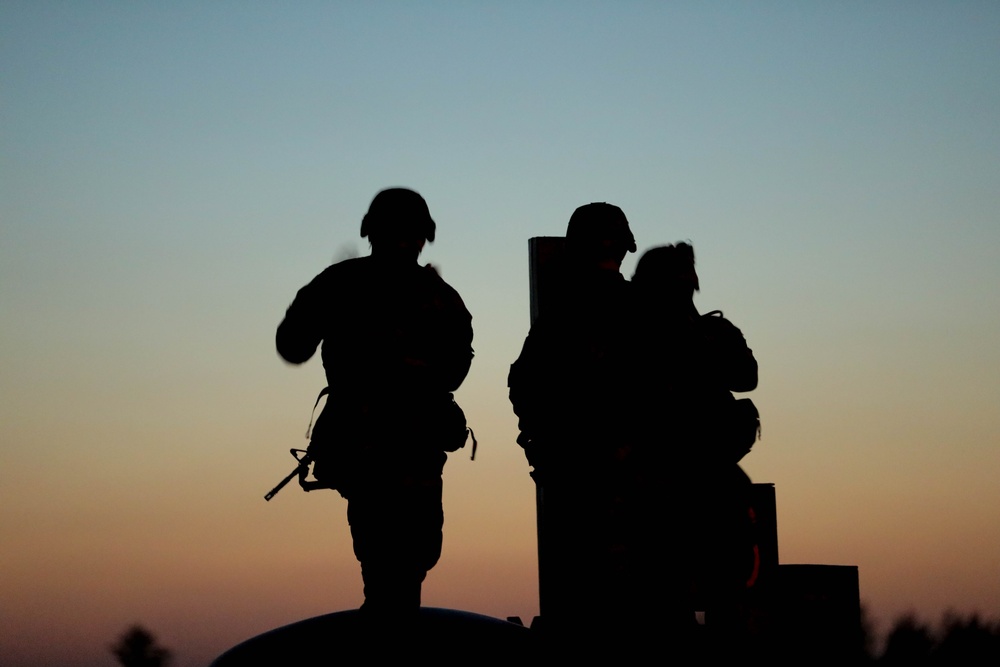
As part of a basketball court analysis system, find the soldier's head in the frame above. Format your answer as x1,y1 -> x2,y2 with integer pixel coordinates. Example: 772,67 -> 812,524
632,242 -> 700,301
565,203 -> 636,271
361,188 -> 436,261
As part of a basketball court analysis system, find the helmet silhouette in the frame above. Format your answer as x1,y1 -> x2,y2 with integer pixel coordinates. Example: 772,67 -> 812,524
632,242 -> 700,293
360,188 -> 436,243
565,202 -> 636,257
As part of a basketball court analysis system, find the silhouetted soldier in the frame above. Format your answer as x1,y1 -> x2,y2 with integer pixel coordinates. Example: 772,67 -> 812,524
276,188 -> 473,618
632,242 -> 759,652
508,203 -> 644,651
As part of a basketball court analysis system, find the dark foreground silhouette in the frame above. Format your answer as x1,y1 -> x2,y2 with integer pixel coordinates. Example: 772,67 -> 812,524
508,204 -> 644,654
275,188 -> 474,614
508,205 -> 762,656
878,612 -> 1000,665
210,608 -> 533,665
631,241 -> 761,654
238,200 -> 868,661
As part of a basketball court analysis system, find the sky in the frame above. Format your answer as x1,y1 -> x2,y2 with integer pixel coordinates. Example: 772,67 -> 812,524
2,2 -> 999,665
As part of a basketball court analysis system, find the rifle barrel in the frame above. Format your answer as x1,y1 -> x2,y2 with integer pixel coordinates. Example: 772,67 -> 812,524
264,464 -> 304,501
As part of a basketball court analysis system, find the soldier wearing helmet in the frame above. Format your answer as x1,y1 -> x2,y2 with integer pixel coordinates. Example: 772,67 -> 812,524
565,201 -> 637,268
632,242 -> 759,647
277,188 -> 473,617
508,202 -> 643,649
509,202 -> 637,475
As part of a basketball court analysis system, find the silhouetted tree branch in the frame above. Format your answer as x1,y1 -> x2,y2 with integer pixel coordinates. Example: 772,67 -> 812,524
877,611 -> 1000,664
111,625 -> 171,667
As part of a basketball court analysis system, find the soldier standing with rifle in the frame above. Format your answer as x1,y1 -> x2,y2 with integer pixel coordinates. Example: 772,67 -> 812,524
275,188 -> 473,619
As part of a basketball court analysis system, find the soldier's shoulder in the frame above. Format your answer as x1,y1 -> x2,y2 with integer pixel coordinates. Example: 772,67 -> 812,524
700,310 -> 743,334
312,256 -> 372,283
419,263 -> 454,288
420,264 -> 471,315
288,258 -> 373,306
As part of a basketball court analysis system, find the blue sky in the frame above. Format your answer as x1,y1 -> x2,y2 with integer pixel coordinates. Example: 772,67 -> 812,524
3,3 -> 999,664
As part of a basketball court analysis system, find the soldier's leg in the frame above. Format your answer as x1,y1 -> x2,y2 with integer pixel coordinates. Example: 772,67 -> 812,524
347,465 -> 444,614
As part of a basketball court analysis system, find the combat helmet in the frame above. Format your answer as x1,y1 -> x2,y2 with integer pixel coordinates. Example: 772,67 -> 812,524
360,187 -> 436,243
565,202 -> 637,260
633,242 -> 700,294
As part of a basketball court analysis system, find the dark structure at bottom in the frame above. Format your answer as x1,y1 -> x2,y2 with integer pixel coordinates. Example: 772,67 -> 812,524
210,608 -> 535,665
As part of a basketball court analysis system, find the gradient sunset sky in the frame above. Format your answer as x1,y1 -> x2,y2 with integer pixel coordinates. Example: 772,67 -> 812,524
3,3 -> 999,665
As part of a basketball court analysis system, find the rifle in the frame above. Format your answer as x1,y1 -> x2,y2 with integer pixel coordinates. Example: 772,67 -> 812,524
264,449 -> 328,501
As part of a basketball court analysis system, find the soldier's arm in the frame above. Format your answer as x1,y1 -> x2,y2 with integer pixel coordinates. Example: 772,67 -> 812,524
730,344 -> 758,392
507,321 -> 560,452
425,268 -> 474,392
276,278 -> 324,365
438,306 -> 473,392
708,315 -> 758,392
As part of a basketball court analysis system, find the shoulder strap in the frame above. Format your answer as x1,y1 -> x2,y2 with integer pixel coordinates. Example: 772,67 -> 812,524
304,387 -> 330,439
